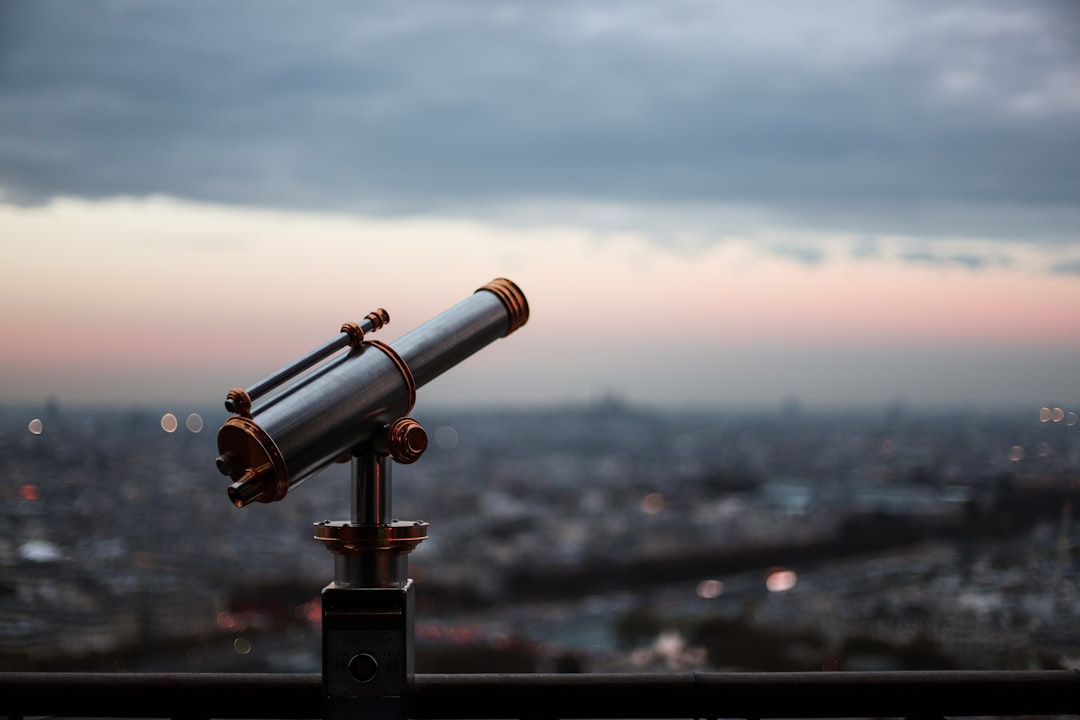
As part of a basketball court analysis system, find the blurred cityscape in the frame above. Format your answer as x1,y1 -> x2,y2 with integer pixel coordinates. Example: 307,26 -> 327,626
2,398 -> 1079,674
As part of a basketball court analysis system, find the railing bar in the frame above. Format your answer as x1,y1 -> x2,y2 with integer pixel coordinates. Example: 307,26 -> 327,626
1,671 -> 1078,719
0,672 -> 320,719
414,671 -> 1080,719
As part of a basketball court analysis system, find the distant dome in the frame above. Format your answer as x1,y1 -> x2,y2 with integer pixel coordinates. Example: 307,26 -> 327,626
18,540 -> 62,563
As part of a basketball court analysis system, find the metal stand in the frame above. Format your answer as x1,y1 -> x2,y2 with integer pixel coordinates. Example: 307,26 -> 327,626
314,420 -> 428,720
212,279 -> 529,719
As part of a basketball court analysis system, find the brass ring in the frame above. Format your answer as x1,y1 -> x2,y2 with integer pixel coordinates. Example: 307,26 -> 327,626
218,415 -> 289,502
340,321 -> 364,347
477,278 -> 529,336
366,308 -> 390,332
366,340 -> 417,413
225,388 -> 253,418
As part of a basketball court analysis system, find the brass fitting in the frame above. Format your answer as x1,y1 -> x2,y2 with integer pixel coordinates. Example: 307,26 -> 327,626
314,520 -> 429,556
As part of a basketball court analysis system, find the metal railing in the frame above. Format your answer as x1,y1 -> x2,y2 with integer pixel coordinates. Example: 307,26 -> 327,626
2,670 -> 1078,719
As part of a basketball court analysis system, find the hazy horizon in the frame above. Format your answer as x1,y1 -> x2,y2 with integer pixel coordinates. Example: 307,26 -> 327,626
1,389 -> 1063,420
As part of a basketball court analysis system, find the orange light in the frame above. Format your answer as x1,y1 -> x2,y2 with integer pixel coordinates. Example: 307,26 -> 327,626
766,567 -> 798,592
641,492 -> 665,514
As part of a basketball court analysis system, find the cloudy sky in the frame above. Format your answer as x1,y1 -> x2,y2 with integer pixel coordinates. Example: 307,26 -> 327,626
2,0 -> 1079,413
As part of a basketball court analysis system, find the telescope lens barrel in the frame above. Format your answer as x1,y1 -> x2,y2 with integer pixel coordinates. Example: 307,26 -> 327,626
217,278 -> 528,506
394,279 -> 525,388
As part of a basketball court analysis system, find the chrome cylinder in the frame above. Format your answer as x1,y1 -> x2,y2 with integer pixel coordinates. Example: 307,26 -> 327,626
334,552 -> 409,589
393,280 -> 526,388
353,453 -> 391,526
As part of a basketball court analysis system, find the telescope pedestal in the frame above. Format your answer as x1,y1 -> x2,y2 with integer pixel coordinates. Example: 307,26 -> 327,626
316,446 -> 428,720
321,581 -> 415,720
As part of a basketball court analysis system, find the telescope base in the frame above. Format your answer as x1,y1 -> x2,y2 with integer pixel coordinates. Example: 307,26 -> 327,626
322,580 -> 415,720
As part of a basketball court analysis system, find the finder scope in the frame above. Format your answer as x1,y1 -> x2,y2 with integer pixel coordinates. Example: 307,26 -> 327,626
215,278 -> 529,508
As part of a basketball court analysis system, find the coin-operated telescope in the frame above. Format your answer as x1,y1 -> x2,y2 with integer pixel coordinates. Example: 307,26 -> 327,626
214,278 -> 528,720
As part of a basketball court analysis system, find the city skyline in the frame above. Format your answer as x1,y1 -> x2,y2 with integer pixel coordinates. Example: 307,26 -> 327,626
2,2 -> 1079,412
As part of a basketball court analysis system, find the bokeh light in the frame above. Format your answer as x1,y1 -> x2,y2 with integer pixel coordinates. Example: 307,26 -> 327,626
160,413 -> 178,432
696,579 -> 724,599
28,418 -> 43,435
641,492 -> 665,514
186,413 -> 204,432
435,425 -> 459,450
1008,445 -> 1025,462
233,637 -> 252,655
880,437 -> 897,457
766,567 -> 797,592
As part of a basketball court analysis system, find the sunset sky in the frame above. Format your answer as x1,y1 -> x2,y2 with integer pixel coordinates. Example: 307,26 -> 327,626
2,1 -> 1079,413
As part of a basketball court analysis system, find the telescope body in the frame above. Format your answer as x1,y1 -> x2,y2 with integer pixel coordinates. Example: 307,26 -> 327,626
217,278 -> 528,507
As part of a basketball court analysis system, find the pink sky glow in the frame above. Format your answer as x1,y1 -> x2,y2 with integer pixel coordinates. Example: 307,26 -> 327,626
3,197 -> 1079,411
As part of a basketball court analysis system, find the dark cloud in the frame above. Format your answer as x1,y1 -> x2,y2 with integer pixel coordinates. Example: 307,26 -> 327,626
1051,259 -> 1080,275
1,0 -> 1078,247
766,243 -> 826,265
900,252 -> 989,270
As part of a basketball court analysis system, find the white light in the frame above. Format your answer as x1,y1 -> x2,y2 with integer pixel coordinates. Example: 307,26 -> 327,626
160,413 -> 178,432
435,425 -> 459,449
697,579 -> 724,599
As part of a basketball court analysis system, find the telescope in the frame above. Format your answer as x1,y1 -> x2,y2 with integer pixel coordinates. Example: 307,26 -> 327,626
215,277 -> 528,508
214,278 -> 529,720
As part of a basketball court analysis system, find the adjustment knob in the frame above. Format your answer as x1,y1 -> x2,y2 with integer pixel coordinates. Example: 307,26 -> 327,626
387,418 -> 427,464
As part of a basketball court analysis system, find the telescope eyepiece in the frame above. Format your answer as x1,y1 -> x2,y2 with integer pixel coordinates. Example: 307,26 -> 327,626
227,476 -> 261,508
226,462 -> 277,508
